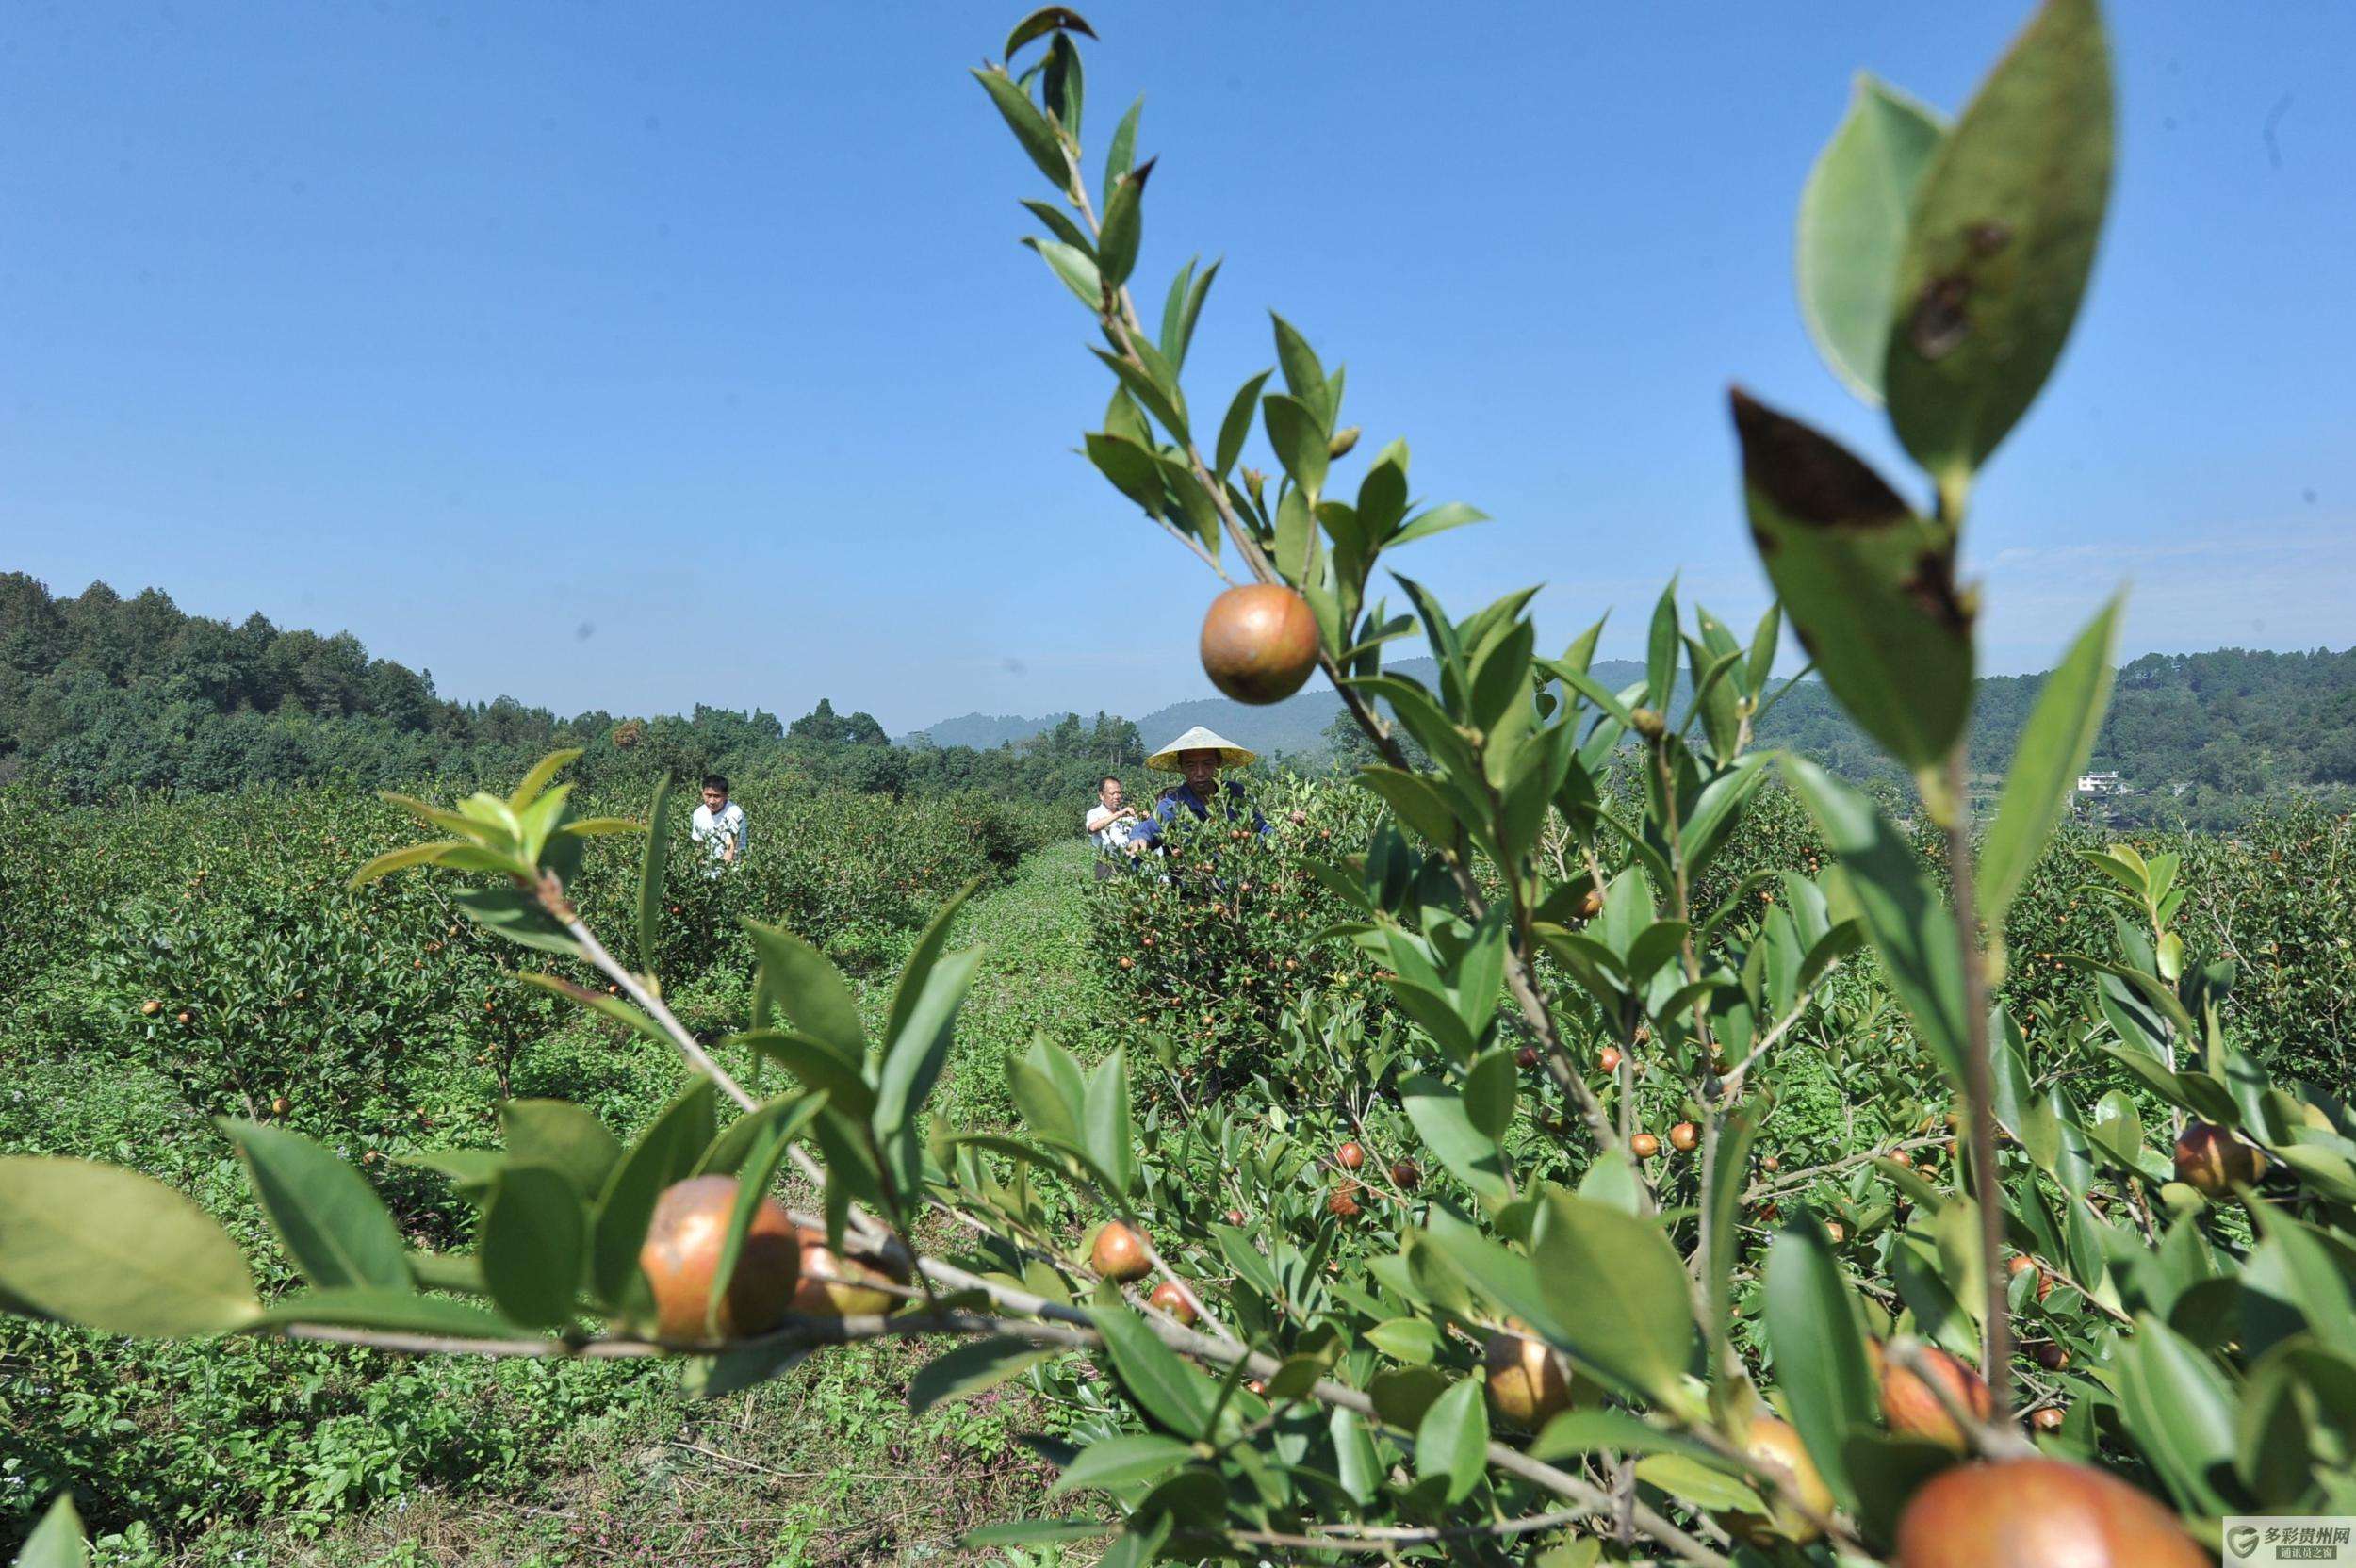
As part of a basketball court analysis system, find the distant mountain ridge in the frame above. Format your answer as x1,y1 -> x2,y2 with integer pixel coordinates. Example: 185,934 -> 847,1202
903,659 -> 1652,760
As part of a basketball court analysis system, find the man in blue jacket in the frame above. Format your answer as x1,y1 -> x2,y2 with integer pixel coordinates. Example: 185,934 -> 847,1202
1129,726 -> 1269,851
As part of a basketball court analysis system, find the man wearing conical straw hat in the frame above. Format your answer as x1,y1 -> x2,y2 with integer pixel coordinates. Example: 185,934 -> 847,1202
1128,726 -> 1269,853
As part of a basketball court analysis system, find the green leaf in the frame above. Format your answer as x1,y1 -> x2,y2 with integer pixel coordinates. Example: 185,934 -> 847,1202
589,1080 -> 717,1305
1331,1407 -> 1382,1504
1262,393 -> 1330,498
1005,6 -> 1098,60
1763,1216 -> 1877,1513
1269,313 -> 1326,414
1645,580 -> 1680,711
1097,158 -> 1149,288
1634,1453 -> 1765,1514
1797,74 -> 1947,403
1782,759 -> 1970,1087
1102,93 -> 1140,211
696,1092 -> 823,1180
257,1287 -> 532,1339
1091,348 -> 1188,443
449,883 -> 581,958
1530,1407 -> 1726,1465
1530,1191 -> 1695,1408
1092,1306 -> 1217,1437
1885,0 -> 2114,485
1032,235 -> 1103,310
1415,1376 -> 1489,1505
1084,432 -> 1166,518
885,880 -> 979,1052
0,1157 -> 257,1336
1010,1036 -> 1087,1148
1098,1512 -> 1172,1568
1462,1049 -> 1518,1143
1731,391 -> 1972,774
2115,1312 -> 2237,1515
1390,500 -> 1487,548
873,944 -> 987,1189
636,774 -> 672,980
964,1518 -> 1117,1549
1167,256 -> 1218,373
1022,197 -> 1095,256
479,1164 -> 587,1329
1027,237 -> 1104,308
908,1335 -> 1056,1413
400,1148 -> 504,1200
1083,1047 -> 1137,1200
1214,368 -> 1271,479
221,1120 -> 410,1292
704,1097 -> 826,1334
744,922 -> 867,1059
738,1031 -> 876,1120
499,1100 -> 623,1200
973,67 -> 1072,191
2245,1209 -> 2356,1351
1399,1075 -> 1512,1202
1978,596 -> 2119,932
13,1494 -> 87,1568
1049,1433 -> 1195,1498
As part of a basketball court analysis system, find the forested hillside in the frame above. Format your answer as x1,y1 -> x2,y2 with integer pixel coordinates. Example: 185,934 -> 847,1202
6,572 -> 2350,826
0,575 -> 1139,808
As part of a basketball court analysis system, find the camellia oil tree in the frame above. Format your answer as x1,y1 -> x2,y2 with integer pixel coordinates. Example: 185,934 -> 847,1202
8,2 -> 2356,1563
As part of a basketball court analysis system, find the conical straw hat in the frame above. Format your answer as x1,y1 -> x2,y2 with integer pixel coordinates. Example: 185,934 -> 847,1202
1146,725 -> 1257,771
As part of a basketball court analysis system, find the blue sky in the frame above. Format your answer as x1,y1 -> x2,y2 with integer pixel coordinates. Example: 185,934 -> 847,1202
4,2 -> 2350,733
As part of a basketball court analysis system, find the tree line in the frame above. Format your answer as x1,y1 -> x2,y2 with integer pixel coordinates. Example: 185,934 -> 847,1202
4,572 -> 2348,826
0,575 -> 1140,808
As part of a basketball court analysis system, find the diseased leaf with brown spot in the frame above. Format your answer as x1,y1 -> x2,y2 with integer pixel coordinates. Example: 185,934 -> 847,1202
1884,0 -> 2114,484
1730,388 -> 1973,775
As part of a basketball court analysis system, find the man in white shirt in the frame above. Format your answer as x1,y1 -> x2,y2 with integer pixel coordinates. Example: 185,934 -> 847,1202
690,774 -> 747,873
1084,776 -> 1141,877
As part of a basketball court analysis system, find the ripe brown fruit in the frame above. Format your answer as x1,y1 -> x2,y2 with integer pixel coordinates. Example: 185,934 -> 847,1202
1893,1458 -> 2204,1568
1118,956 -> 1133,970
2173,1120 -> 2266,1195
1873,1340 -> 1992,1452
1572,887 -> 1605,922
640,1176 -> 800,1343
2032,1404 -> 2067,1432
1222,1208 -> 1246,1226
2036,1341 -> 2070,1372
1629,1133 -> 1661,1160
1824,1219 -> 1846,1243
1200,583 -> 1320,705
1389,1159 -> 1421,1190
140,999 -> 162,1017
789,1226 -> 908,1316
1760,1153 -> 1781,1172
1728,1414 -> 1836,1545
270,1096 -> 289,1116
1483,1330 -> 1575,1429
1599,1046 -> 1624,1073
1326,1186 -> 1362,1220
2007,1254 -> 2037,1278
1246,1378 -> 1267,1396
1336,1141 -> 1366,1171
176,1011 -> 193,1025
1148,1280 -> 1197,1326
1090,1221 -> 1153,1282
1516,1045 -> 1540,1070
1669,1121 -> 1699,1153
